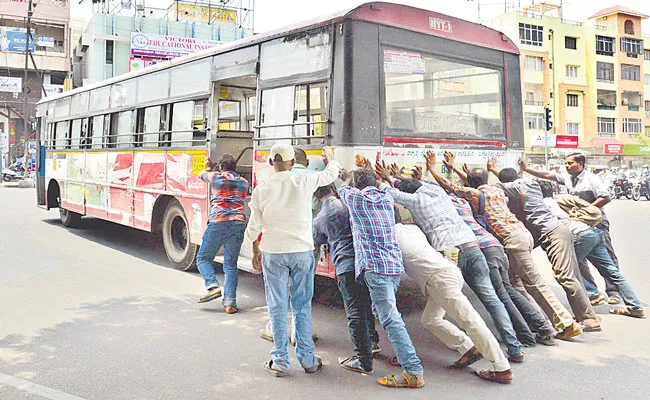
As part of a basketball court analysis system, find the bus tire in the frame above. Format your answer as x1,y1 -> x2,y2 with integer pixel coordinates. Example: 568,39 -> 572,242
59,207 -> 82,228
162,200 -> 198,271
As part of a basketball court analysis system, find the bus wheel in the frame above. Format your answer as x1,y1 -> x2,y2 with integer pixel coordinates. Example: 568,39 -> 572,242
162,200 -> 198,271
59,207 -> 82,228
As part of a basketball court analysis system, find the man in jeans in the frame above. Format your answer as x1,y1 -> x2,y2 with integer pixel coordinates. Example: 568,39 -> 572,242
313,184 -> 379,374
338,169 -> 424,389
245,144 -> 340,377
520,154 -> 620,305
537,181 -> 645,319
426,152 -> 582,341
374,163 -> 524,362
448,193 -> 556,346
486,164 -> 601,332
196,154 -> 248,314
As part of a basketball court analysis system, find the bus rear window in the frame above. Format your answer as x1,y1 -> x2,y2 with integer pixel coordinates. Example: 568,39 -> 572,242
383,48 -> 504,141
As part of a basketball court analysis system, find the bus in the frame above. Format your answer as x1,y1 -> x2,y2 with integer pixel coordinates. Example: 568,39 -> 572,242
35,2 -> 524,278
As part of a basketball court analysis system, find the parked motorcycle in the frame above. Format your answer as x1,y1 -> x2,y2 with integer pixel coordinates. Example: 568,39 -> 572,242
632,180 -> 650,201
2,162 -> 25,182
611,176 -> 633,199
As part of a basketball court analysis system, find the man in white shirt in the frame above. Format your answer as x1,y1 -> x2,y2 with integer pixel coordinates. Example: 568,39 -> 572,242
245,144 -> 340,377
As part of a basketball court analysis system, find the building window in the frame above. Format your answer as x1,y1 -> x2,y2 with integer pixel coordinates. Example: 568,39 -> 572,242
622,118 -> 642,138
597,117 -> 615,138
621,37 -> 642,55
519,23 -> 543,46
645,100 -> 650,112
621,64 -> 640,81
597,89 -> 616,109
645,74 -> 650,86
596,62 -> 614,82
596,35 -> 615,55
566,65 -> 578,78
525,112 -> 544,130
524,55 -> 544,71
565,37 -> 577,49
105,40 -> 114,65
567,122 -> 579,135
624,20 -> 634,35
645,49 -> 650,60
567,93 -> 579,107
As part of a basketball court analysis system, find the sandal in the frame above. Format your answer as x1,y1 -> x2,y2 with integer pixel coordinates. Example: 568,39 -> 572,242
607,296 -> 621,305
476,369 -> 513,384
264,360 -> 288,377
610,308 -> 645,319
377,371 -> 424,388
449,346 -> 483,369
198,287 -> 222,303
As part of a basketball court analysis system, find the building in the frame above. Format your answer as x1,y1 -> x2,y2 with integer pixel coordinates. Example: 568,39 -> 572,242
0,0 -> 70,164
72,1 -> 253,88
487,3 -> 650,167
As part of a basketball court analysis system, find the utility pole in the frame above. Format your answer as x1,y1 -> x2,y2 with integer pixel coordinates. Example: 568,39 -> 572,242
23,0 -> 33,178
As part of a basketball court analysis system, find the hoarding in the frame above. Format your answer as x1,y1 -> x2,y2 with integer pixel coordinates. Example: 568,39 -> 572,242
603,143 -> 624,154
129,57 -> 165,71
0,76 -> 22,93
130,32 -> 222,58
0,27 -> 35,52
43,84 -> 64,97
167,4 -> 237,25
555,135 -> 578,149
530,133 -> 556,148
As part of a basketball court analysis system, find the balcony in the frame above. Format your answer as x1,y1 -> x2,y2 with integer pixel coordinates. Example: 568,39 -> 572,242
595,24 -> 608,31
597,104 -> 616,110
518,11 -> 542,19
628,105 -> 640,111
561,19 -> 583,26
598,132 -> 616,138
524,100 -> 544,106
597,78 -> 614,84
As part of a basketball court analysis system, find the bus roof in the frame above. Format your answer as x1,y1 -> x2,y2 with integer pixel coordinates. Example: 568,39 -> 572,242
39,2 -> 519,105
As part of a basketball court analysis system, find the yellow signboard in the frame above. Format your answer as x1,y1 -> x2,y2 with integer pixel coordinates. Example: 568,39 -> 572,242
192,153 -> 207,175
168,4 -> 237,25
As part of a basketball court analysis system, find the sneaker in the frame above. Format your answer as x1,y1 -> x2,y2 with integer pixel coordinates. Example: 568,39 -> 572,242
198,287 -> 222,303
304,355 -> 323,373
372,342 -> 382,355
338,356 -> 373,374
555,322 -> 583,340
590,292 -> 607,306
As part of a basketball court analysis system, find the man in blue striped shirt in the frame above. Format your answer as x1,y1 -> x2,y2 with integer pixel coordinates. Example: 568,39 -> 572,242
338,168 -> 424,389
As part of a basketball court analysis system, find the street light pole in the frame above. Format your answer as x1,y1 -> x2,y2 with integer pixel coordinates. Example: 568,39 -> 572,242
23,0 -> 34,178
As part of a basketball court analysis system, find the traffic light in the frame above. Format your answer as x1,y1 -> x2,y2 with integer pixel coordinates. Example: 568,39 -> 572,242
544,107 -> 553,131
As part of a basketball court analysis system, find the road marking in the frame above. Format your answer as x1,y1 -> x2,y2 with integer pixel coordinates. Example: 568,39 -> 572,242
0,373 -> 88,400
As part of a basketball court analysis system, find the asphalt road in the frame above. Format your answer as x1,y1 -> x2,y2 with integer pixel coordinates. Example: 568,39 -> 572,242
1,185 -> 649,400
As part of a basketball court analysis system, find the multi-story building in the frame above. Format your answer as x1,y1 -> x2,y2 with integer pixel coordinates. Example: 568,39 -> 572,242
0,0 -> 70,164
72,1 -> 253,88
487,3 -> 650,167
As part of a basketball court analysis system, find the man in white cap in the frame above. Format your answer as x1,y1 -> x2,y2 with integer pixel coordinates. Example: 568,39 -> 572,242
245,143 -> 340,377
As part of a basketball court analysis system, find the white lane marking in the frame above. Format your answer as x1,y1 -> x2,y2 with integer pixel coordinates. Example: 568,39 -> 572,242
26,229 -> 192,305
0,373 -> 88,400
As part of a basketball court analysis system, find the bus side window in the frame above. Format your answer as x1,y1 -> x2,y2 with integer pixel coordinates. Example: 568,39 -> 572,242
66,120 -> 73,149
55,121 -> 68,150
134,108 -> 145,147
170,101 -> 194,147
143,106 -> 161,148
85,118 -> 93,149
91,115 -> 103,149
117,111 -> 134,149
47,123 -> 54,149
104,114 -> 117,149
159,104 -> 171,147
71,119 -> 82,149
192,99 -> 207,147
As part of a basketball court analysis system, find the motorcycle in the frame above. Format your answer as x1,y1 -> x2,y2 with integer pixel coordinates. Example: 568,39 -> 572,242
2,162 -> 25,182
632,179 -> 650,201
611,176 -> 633,199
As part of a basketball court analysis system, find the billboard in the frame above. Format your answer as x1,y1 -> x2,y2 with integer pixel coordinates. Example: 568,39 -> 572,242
130,32 -> 222,58
43,84 -> 64,97
129,57 -> 165,71
530,133 -> 556,148
167,4 -> 237,25
0,76 -> 22,93
0,27 -> 54,52
555,135 -> 578,149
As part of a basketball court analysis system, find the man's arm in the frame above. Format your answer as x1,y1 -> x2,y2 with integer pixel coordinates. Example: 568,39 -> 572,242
305,146 -> 340,190
313,222 -> 328,247
589,175 -> 612,207
425,151 -> 455,193
244,189 -> 263,247
487,158 -> 500,179
519,159 -> 556,181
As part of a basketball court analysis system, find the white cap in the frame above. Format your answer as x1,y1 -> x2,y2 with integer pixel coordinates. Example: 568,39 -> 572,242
270,143 -> 295,162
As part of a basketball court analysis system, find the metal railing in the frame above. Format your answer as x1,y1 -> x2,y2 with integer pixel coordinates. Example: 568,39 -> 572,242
45,129 -> 210,151
597,104 -> 616,110
561,19 -> 583,26
518,11 -> 542,19
627,105 -> 640,111
597,132 -> 616,138
524,100 -> 544,106
597,78 -> 614,84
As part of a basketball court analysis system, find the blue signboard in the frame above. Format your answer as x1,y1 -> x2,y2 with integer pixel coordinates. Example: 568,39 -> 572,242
0,27 -> 36,52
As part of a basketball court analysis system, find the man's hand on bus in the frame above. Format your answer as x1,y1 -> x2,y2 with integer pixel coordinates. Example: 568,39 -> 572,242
252,240 -> 263,273
388,163 -> 401,178
412,165 -> 423,181
518,158 -> 528,172
322,146 -> 335,160
205,159 -> 215,172
462,163 -> 470,175
339,168 -> 351,183
425,151 -> 436,172
443,151 -> 456,168
374,161 -> 391,182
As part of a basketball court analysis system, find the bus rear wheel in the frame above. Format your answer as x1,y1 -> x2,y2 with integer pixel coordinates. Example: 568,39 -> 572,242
59,207 -> 82,228
162,200 -> 198,271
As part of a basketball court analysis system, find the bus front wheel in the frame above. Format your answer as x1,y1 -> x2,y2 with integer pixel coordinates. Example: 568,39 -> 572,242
161,200 -> 198,271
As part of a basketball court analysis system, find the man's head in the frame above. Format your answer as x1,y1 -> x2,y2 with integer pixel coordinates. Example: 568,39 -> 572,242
538,180 -> 555,198
351,168 -> 377,190
397,178 -> 422,194
314,184 -> 335,202
218,154 -> 237,172
467,168 -> 489,188
269,143 -> 295,172
498,167 -> 519,183
294,148 -> 309,168
564,152 -> 586,176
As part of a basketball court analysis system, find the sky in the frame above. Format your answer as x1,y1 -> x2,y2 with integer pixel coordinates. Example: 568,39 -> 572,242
73,0 -> 650,33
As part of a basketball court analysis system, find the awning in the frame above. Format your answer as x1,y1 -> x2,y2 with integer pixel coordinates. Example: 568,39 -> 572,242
591,137 -> 622,147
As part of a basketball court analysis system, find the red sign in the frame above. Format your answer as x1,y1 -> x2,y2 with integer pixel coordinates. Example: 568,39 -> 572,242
603,144 -> 624,154
555,135 -> 578,148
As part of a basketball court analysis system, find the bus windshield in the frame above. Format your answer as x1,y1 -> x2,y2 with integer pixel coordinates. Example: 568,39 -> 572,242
383,48 -> 503,141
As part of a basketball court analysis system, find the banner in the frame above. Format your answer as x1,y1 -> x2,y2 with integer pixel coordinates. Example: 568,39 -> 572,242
555,135 -> 578,149
530,133 -> 556,148
622,144 -> 650,155
603,143 -> 624,154
36,36 -> 55,48
43,84 -> 64,97
0,27 -> 35,52
168,4 -> 237,25
130,32 -> 222,58
129,57 -> 164,71
0,76 -> 22,93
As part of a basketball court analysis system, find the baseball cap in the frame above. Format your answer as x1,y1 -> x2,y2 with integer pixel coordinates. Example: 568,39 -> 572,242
270,143 -> 295,162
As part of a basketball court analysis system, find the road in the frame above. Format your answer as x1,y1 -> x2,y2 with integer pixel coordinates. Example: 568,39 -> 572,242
1,185 -> 649,399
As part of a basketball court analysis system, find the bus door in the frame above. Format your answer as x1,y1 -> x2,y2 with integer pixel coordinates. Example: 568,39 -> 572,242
35,111 -> 47,208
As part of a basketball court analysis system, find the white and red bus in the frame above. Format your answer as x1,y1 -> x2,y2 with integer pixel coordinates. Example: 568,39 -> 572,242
36,2 -> 524,278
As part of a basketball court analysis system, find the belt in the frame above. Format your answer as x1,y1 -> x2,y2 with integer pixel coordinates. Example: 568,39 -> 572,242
457,242 -> 479,250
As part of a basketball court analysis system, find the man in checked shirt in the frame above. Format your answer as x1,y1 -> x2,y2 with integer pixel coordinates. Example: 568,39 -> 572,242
338,168 -> 425,389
